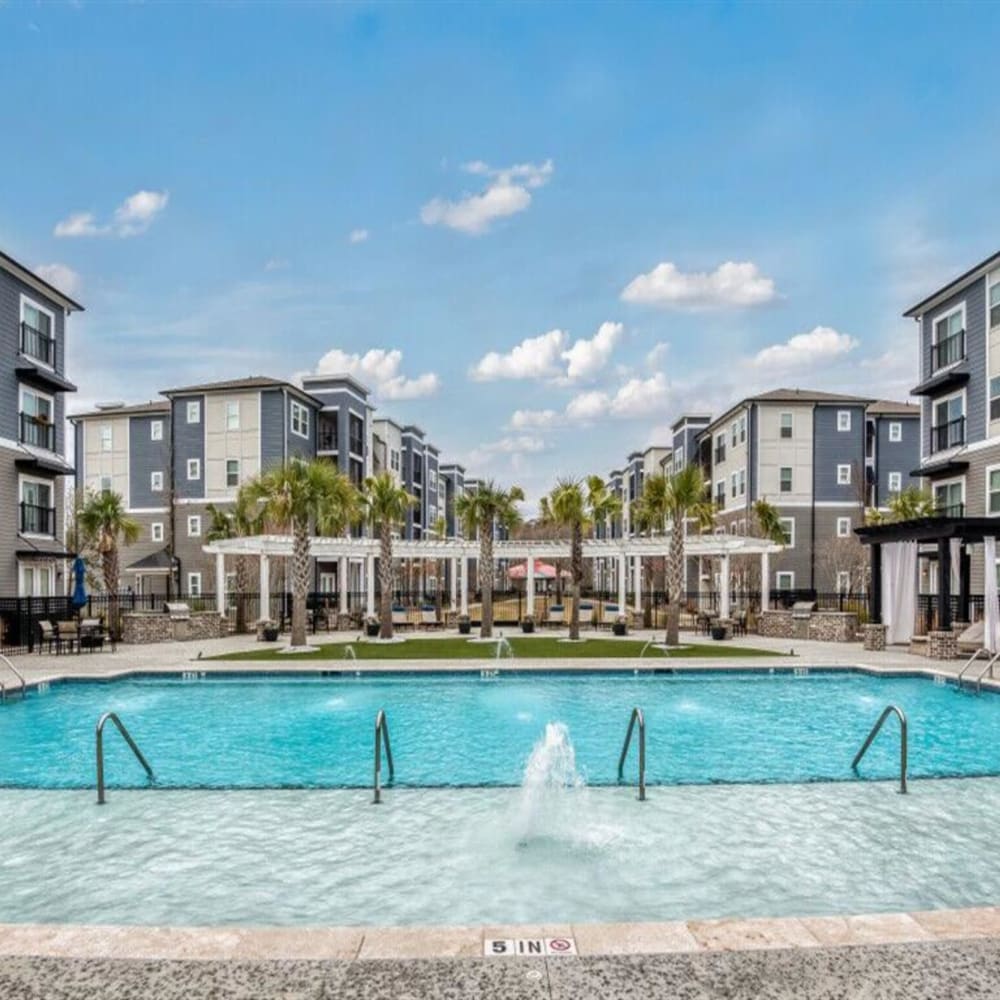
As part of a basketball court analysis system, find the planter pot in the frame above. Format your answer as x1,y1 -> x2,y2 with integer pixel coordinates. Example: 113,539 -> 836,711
458,622 -> 472,635
711,625 -> 728,641
262,627 -> 279,642
521,622 -> 535,634
612,623 -> 627,637
365,623 -> 380,638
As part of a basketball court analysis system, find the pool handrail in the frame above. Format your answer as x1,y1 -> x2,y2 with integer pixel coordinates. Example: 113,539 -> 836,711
95,711 -> 154,805
970,650 -> 1000,695
0,654 -> 26,702
617,706 -> 646,801
851,704 -> 907,794
373,708 -> 394,804
957,648 -> 989,690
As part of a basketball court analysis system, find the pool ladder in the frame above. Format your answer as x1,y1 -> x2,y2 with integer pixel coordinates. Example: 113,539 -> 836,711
618,707 -> 647,801
96,712 -> 154,804
956,648 -> 1000,694
0,654 -> 26,703
852,704 -> 907,794
373,708 -> 394,804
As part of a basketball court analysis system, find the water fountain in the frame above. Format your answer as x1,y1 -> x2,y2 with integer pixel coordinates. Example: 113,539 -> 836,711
495,636 -> 514,662
343,645 -> 357,661
514,722 -> 584,846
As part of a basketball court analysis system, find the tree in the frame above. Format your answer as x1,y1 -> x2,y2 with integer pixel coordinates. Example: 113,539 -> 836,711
248,459 -> 359,648
75,489 -> 140,640
429,513 -> 448,617
361,472 -> 417,640
751,499 -> 788,544
455,480 -> 524,638
866,486 -> 937,524
542,476 -> 621,640
205,484 -> 266,633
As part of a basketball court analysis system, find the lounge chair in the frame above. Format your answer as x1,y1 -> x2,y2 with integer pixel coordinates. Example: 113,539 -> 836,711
546,604 -> 565,628
420,605 -> 441,629
391,604 -> 410,629
602,603 -> 620,630
579,603 -> 594,628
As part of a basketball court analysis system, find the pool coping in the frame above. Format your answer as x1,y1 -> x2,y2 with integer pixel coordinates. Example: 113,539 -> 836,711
1,907 -> 999,961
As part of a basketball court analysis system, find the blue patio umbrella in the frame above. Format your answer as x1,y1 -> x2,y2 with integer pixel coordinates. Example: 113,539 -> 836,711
71,556 -> 88,609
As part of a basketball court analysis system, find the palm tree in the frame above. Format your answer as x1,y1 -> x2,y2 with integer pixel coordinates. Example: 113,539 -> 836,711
361,472 -> 417,640
654,465 -> 716,646
429,513 -> 448,618
76,489 -> 140,640
456,480 -> 524,638
205,484 -> 265,632
248,458 -> 359,648
866,486 -> 937,524
751,499 -> 788,544
541,476 -> 621,640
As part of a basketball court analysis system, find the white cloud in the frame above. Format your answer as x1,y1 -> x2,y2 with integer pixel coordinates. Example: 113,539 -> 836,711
349,228 -> 369,244
750,325 -> 857,370
621,260 -> 778,310
54,189 -> 169,238
608,372 -> 669,417
509,408 -> 559,430
263,258 -> 290,272
471,329 -> 567,381
477,435 -> 547,455
565,390 -> 610,423
314,347 -> 440,400
421,159 -> 553,235
34,263 -> 82,298
562,321 -> 623,381
645,341 -> 669,368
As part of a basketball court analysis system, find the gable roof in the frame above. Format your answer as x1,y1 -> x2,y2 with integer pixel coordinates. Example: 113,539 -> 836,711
866,399 -> 920,417
162,376 -> 320,406
70,400 -> 170,421
0,248 -> 85,312
703,387 -> 873,435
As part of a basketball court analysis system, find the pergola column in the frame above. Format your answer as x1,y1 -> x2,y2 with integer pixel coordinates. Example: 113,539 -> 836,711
618,552 -> 627,609
450,557 -> 458,610
460,557 -> 470,616
632,556 -> 641,613
215,551 -> 226,614
365,553 -> 375,618
527,556 -> 536,616
869,542 -> 882,624
719,553 -> 731,619
959,547 -> 971,622
760,550 -> 770,611
259,553 -> 270,622
338,556 -> 348,615
938,538 -> 952,630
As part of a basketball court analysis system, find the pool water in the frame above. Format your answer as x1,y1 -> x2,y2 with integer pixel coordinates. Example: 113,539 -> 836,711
0,670 -> 998,788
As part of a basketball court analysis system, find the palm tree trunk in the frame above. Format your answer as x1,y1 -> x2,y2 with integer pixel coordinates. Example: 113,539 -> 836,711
665,516 -> 684,646
103,542 -> 120,640
480,524 -> 494,639
569,521 -> 582,640
235,555 -> 249,633
290,518 -> 311,648
379,524 -> 394,640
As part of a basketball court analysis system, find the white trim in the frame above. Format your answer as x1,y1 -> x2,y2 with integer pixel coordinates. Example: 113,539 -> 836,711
17,473 -> 55,538
930,301 -> 967,373
187,457 -> 201,481
150,470 -> 164,493
836,410 -> 851,432
186,400 -> 201,424
888,421 -> 902,442
986,462 -> 1000,516
187,571 -> 202,596
836,464 -> 851,485
888,471 -> 902,493
18,293 -> 56,371
290,399 -> 310,439
127,506 -> 170,514
775,570 -> 795,590
779,516 -> 795,548
174,497 -> 208,506
151,522 -> 165,543
150,419 -> 163,441
836,516 -> 851,538
187,514 -> 202,538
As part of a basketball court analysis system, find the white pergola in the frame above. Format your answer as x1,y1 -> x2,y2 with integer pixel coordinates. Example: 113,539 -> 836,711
203,534 -> 784,620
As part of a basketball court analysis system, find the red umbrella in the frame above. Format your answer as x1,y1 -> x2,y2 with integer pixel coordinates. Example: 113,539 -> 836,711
507,559 -> 559,580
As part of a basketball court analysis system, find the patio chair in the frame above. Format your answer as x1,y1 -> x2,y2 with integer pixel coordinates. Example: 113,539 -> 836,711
37,619 -> 68,654
545,604 -> 565,628
391,604 -> 410,630
55,620 -> 80,654
420,605 -> 441,629
79,618 -> 108,652
579,602 -> 594,628
601,603 -> 620,630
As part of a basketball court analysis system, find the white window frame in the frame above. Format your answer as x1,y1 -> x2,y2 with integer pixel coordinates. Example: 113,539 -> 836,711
888,471 -> 902,493
987,464 -> 1000,516
226,458 -> 240,488
19,384 -> 54,422
837,516 -> 851,538
730,472 -> 737,498
888,422 -> 902,442
836,571 -> 851,595
19,561 -> 54,598
186,400 -> 201,424
150,471 -> 163,492
290,400 -> 310,439
187,458 -> 200,481
933,476 -> 965,514
19,294 -> 56,368
99,474 -> 112,495
19,475 -> 54,536
739,415 -> 746,443
225,400 -> 240,431
187,515 -> 201,538
837,464 -> 851,485
150,420 -> 163,441
738,468 -> 746,496
837,410 -> 852,432
932,302 -> 966,352
187,572 -> 202,597
100,423 -> 112,452
775,571 -> 795,591
730,422 -> 738,447
151,522 -> 164,543
779,517 -> 795,548
715,479 -> 726,509
779,467 -> 793,493
780,412 -> 793,439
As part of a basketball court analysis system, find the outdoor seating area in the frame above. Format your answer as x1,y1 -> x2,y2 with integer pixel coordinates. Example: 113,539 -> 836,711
37,617 -> 110,655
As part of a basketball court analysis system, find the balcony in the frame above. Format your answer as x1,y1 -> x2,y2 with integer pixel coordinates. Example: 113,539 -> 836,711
19,413 -> 55,451
317,424 -> 338,452
20,502 -> 55,536
930,416 -> 965,453
935,502 -> 965,518
931,329 -> 965,372
20,322 -> 57,369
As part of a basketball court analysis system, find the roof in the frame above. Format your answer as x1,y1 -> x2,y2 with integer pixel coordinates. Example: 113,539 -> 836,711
439,462 -> 466,473
703,387 -> 874,435
162,376 -> 319,404
0,248 -> 84,312
125,548 -> 173,571
301,372 -> 372,397
670,413 -> 712,432
903,250 -> 1000,318
70,400 -> 170,421
866,400 -> 920,417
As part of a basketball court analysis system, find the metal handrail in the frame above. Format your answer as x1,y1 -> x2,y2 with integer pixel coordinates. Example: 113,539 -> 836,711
957,648 -> 989,690
617,706 -> 646,801
373,708 -> 394,804
96,712 -> 154,804
0,654 -> 26,701
852,704 -> 907,794
972,650 -> 1000,695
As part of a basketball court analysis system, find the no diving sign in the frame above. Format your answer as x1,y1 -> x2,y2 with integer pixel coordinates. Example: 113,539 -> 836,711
485,937 -> 577,957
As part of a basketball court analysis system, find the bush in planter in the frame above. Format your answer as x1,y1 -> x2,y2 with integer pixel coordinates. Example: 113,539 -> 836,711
711,624 -> 728,641
612,614 -> 628,637
458,614 -> 471,635
365,616 -> 380,637
521,615 -> 535,634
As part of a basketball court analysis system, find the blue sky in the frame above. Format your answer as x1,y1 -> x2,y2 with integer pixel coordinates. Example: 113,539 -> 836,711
4,1 -> 1000,502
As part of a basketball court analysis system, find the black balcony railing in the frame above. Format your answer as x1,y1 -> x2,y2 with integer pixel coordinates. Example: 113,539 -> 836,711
317,426 -> 338,451
19,322 -> 57,369
20,502 -> 55,536
935,502 -> 965,518
931,416 -> 965,452
931,329 -> 965,372
19,413 -> 54,451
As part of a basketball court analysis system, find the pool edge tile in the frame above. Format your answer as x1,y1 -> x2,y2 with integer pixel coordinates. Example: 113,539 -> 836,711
687,916 -> 821,951
572,920 -> 699,955
357,926 -> 482,960
801,912 -> 934,947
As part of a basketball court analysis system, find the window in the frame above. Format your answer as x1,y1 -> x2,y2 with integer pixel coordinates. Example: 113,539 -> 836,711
888,422 -> 902,442
836,571 -> 851,595
780,467 -> 792,492
186,400 -> 201,424
429,468 -> 438,491
837,464 -> 851,485
348,413 -> 364,454
187,515 -> 201,537
989,468 -> 1000,515
151,522 -> 164,543
226,401 -> 240,431
837,517 -> 851,538
187,458 -> 201,480
390,450 -> 400,472
187,573 -> 202,597
151,420 -> 163,441
291,400 -> 309,438
226,459 -> 240,488
715,481 -> 725,508
933,307 -> 965,368
780,412 -> 793,439
739,415 -> 746,443
100,424 -> 112,451
776,571 -> 795,591
888,471 -> 902,493
991,282 -> 1000,330
738,468 -> 746,496
731,472 -> 737,498
779,517 -> 794,547
20,297 -> 55,366
837,410 -> 851,432
20,478 -> 53,535
100,475 -> 112,495
19,387 -> 54,449
730,522 -> 738,535
934,481 -> 963,517
992,378 -> 1000,422
675,445 -> 685,469
150,471 -> 163,492
932,394 -> 965,451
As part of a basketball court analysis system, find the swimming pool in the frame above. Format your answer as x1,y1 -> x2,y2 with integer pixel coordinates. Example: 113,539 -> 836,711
0,669 -> 995,789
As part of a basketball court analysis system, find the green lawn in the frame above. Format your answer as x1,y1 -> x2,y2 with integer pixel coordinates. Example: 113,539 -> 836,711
210,636 -> 785,661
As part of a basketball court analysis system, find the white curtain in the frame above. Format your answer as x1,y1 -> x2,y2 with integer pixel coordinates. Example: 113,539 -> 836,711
882,541 -> 918,645
984,537 -> 1000,653
950,538 -> 962,598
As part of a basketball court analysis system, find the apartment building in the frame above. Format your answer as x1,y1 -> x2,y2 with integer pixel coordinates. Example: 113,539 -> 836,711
372,417 -> 403,483
303,373 -> 374,488
670,414 -> 711,475
865,401 -> 921,508
439,463 -> 466,538
0,250 -> 82,597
